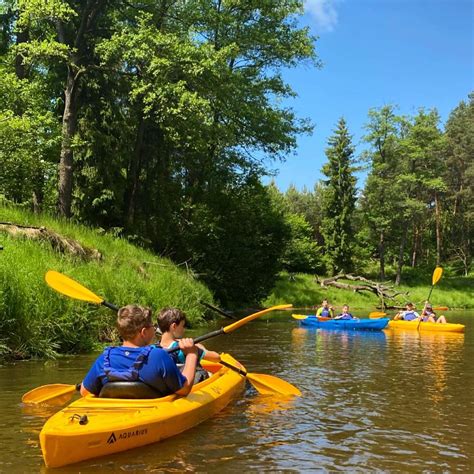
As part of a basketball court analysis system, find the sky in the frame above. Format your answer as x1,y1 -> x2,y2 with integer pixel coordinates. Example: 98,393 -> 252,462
266,0 -> 474,191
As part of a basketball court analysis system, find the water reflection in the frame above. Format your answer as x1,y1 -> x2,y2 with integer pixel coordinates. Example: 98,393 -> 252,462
1,311 -> 473,471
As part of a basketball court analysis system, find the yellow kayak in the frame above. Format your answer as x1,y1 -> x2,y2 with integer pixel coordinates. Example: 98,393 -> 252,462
388,320 -> 465,333
40,354 -> 245,468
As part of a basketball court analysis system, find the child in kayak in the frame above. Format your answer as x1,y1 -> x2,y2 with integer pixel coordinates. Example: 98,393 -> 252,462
334,304 -> 358,320
157,307 -> 221,383
80,305 -> 198,398
316,299 -> 335,318
421,302 -> 447,323
394,302 -> 420,321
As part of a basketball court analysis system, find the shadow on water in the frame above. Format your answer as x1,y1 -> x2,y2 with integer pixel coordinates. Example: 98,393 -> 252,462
1,310 -> 473,472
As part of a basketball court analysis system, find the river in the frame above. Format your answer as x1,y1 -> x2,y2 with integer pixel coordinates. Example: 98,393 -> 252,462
1,310 -> 473,472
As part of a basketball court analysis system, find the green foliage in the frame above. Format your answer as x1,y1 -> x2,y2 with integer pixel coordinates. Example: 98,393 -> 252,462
320,117 -> 357,274
0,202 -> 213,361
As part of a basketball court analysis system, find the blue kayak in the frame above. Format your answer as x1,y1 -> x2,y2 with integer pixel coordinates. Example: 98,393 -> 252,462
299,316 -> 389,331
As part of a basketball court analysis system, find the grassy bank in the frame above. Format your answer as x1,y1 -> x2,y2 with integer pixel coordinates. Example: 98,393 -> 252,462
264,272 -> 474,312
0,203 -> 214,361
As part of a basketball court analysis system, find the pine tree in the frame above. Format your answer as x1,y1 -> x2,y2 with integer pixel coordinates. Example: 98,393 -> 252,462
320,118 -> 357,274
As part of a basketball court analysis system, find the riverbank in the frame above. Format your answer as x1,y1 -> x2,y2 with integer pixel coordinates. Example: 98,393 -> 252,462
264,272 -> 474,311
0,203 -> 213,361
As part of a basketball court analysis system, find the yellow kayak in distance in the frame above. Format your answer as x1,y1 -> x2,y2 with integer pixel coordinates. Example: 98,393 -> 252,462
388,320 -> 465,333
40,354 -> 245,468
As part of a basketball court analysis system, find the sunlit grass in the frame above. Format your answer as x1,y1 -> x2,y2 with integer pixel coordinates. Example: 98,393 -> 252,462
0,203 -> 213,360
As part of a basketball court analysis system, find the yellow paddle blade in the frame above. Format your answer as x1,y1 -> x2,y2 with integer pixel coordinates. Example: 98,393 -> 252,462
369,311 -> 387,319
223,304 -> 292,333
292,314 -> 308,320
433,306 -> 449,311
247,373 -> 302,397
22,383 -> 76,405
45,271 -> 103,305
432,267 -> 443,285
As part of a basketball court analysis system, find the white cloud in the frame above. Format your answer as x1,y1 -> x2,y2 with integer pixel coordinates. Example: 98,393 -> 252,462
304,0 -> 339,32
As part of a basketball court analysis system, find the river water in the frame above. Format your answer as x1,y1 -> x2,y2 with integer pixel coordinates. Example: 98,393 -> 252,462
1,311 -> 473,472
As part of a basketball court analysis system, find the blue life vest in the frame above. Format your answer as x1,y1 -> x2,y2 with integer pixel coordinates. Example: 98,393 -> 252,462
103,346 -> 153,382
337,313 -> 354,320
320,308 -> 331,317
403,311 -> 418,321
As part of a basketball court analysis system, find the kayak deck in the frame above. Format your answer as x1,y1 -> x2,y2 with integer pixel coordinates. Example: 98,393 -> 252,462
40,354 -> 245,468
388,320 -> 465,333
300,317 -> 389,331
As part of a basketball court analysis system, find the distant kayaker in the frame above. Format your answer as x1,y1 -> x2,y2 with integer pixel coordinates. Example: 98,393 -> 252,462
393,302 -> 420,321
316,299 -> 335,318
157,307 -> 221,382
80,305 -> 198,398
421,301 -> 447,324
334,304 -> 358,320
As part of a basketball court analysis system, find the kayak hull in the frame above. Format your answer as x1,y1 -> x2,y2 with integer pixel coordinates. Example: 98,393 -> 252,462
388,320 -> 465,333
300,317 -> 389,330
40,354 -> 245,468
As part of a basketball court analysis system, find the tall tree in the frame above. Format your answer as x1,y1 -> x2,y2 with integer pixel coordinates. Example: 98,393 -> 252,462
443,93 -> 474,275
361,105 -> 404,281
320,118 -> 357,275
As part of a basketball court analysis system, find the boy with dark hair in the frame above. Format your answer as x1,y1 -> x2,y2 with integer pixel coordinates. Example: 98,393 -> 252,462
158,307 -> 221,366
80,305 -> 198,398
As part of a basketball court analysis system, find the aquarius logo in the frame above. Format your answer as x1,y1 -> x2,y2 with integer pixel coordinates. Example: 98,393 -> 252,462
107,432 -> 117,444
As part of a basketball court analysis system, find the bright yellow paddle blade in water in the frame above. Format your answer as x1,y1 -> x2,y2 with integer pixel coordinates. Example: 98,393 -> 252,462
22,383 -> 76,405
247,373 -> 302,396
223,304 -> 292,333
292,314 -> 308,320
45,271 -> 104,305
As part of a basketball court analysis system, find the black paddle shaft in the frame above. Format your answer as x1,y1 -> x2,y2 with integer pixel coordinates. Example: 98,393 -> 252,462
166,328 -> 225,353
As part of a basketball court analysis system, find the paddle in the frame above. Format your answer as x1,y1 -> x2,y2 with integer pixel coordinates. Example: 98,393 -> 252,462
25,271 -> 294,404
22,383 -> 80,405
292,314 -> 309,320
199,300 -> 239,320
219,359 -> 301,396
369,311 -> 387,319
417,267 -> 443,331
45,271 -> 119,311
23,358 -> 301,405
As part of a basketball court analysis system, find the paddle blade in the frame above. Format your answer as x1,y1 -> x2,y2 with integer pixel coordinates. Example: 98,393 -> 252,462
223,304 -> 292,333
433,306 -> 449,311
369,311 -> 387,319
292,314 -> 308,320
432,267 -> 443,286
22,383 -> 76,406
45,271 -> 103,305
247,373 -> 302,397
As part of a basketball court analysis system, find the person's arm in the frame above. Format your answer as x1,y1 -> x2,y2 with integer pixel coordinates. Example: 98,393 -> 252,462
329,307 -> 335,318
80,384 -> 92,397
175,338 -> 198,396
315,307 -> 322,317
197,343 -> 221,362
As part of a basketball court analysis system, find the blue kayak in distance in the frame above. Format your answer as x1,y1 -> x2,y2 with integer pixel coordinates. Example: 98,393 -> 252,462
299,316 -> 389,331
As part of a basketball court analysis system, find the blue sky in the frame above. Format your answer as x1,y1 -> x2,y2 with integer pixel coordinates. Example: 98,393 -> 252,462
266,0 -> 474,191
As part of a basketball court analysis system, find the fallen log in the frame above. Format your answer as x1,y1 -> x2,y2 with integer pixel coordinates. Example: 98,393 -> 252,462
0,222 -> 102,261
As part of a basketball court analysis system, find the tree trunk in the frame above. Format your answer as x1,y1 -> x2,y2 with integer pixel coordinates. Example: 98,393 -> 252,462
58,67 -> 80,217
395,226 -> 407,285
125,114 -> 146,228
411,224 -> 419,267
434,191 -> 442,266
378,230 -> 385,281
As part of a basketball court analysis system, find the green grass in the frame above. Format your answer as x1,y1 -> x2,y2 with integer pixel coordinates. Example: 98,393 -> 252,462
264,272 -> 474,311
0,202 -> 214,360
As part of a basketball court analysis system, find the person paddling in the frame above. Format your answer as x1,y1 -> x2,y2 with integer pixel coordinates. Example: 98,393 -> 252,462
158,307 -> 221,383
80,305 -> 198,398
394,302 -> 420,321
421,301 -> 447,324
316,299 -> 335,318
334,304 -> 358,320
